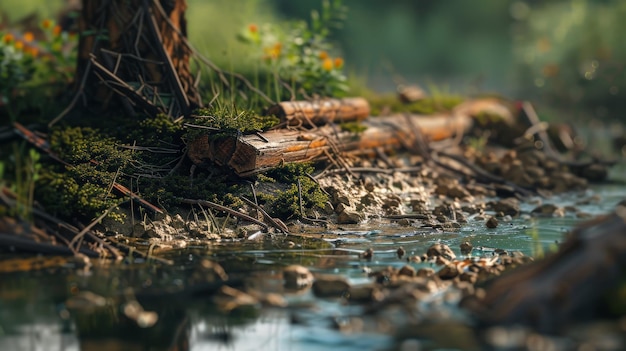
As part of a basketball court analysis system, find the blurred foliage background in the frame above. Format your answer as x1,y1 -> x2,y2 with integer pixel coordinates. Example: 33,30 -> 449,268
1,0 -> 625,123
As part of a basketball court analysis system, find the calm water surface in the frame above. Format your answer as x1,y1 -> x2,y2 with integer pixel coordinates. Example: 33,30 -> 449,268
1,181 -> 625,351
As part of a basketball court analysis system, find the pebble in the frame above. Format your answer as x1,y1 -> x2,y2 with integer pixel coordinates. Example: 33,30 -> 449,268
312,275 -> 351,298
486,216 -> 499,228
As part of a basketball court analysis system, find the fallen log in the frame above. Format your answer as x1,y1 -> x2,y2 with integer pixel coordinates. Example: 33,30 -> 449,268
188,112 -> 473,176
464,206 -> 626,333
267,97 -> 370,127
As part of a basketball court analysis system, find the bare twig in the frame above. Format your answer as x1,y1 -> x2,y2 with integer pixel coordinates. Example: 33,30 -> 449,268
240,196 -> 290,233
178,198 -> 269,229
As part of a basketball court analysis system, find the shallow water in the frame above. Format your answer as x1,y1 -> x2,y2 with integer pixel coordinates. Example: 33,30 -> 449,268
1,181 -> 625,351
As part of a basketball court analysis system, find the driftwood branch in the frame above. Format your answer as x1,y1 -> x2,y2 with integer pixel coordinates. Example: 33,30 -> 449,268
188,111 -> 473,176
267,97 -> 370,127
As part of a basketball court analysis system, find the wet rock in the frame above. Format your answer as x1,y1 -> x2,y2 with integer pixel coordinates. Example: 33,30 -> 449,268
368,266 -> 396,284
361,248 -> 374,260
531,203 -> 564,217
398,265 -> 416,277
214,286 -> 259,312
333,191 -> 352,207
382,195 -> 403,214
460,241 -> 473,255
337,209 -> 363,224
397,247 -> 406,259
410,199 -> 428,213
459,271 -> 478,284
397,218 -> 411,226
190,259 -> 229,285
486,216 -> 499,228
433,204 -> 452,217
435,183 -> 471,199
438,264 -> 460,280
426,243 -> 456,261
407,255 -> 422,263
313,275 -> 351,298
283,265 -> 314,290
360,193 -> 379,207
66,291 -> 108,311
490,198 -> 521,217
576,211 -> 593,219
416,267 -> 435,278
347,284 -> 384,303
550,172 -> 587,193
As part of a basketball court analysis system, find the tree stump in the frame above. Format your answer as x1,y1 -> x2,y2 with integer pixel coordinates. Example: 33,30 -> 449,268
76,0 -> 200,118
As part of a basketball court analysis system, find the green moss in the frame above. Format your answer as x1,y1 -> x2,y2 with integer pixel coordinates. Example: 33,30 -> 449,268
368,93 -> 465,116
339,121 -> 367,133
36,127 -> 134,221
185,106 -> 279,142
137,171 -> 246,210
259,163 -> 328,220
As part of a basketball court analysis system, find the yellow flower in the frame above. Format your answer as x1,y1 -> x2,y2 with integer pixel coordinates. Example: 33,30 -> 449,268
2,33 -> 14,44
23,32 -> 34,42
334,57 -> 344,69
319,51 -> 328,60
322,57 -> 333,71
263,42 -> 282,60
42,19 -> 53,29
14,41 -> 24,50
53,25 -> 62,37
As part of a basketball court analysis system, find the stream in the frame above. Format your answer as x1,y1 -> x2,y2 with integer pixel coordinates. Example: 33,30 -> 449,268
1,179 -> 625,351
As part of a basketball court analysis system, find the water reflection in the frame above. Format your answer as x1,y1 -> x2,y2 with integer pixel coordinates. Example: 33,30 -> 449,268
0,184 -> 625,350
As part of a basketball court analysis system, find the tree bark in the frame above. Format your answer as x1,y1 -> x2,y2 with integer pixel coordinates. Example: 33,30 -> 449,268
77,0 -> 199,118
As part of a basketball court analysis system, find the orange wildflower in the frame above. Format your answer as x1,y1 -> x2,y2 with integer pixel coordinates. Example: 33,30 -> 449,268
2,33 -> 14,44
334,57 -> 344,69
53,25 -> 62,37
14,41 -> 24,50
42,19 -> 53,29
322,57 -> 333,71
319,51 -> 328,60
26,47 -> 39,56
23,32 -> 34,42
248,23 -> 258,33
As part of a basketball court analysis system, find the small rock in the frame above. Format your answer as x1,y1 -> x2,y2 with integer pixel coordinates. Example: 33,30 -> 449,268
347,284 -> 383,303
397,247 -> 406,259
438,264 -> 460,279
426,243 -> 456,260
213,286 -> 259,312
459,271 -> 478,284
531,203 -> 563,217
460,241 -> 473,255
416,267 -> 435,278
486,216 -> 498,228
312,275 -> 351,298
337,209 -> 363,224
283,265 -> 314,290
398,265 -> 416,277
361,248 -> 374,260
490,198 -> 521,217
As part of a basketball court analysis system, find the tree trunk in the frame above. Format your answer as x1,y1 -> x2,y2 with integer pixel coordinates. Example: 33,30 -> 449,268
76,0 -> 200,118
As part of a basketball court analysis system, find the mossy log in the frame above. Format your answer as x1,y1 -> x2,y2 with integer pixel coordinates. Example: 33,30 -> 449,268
466,206 -> 626,332
267,97 -> 370,127
188,112 -> 473,176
